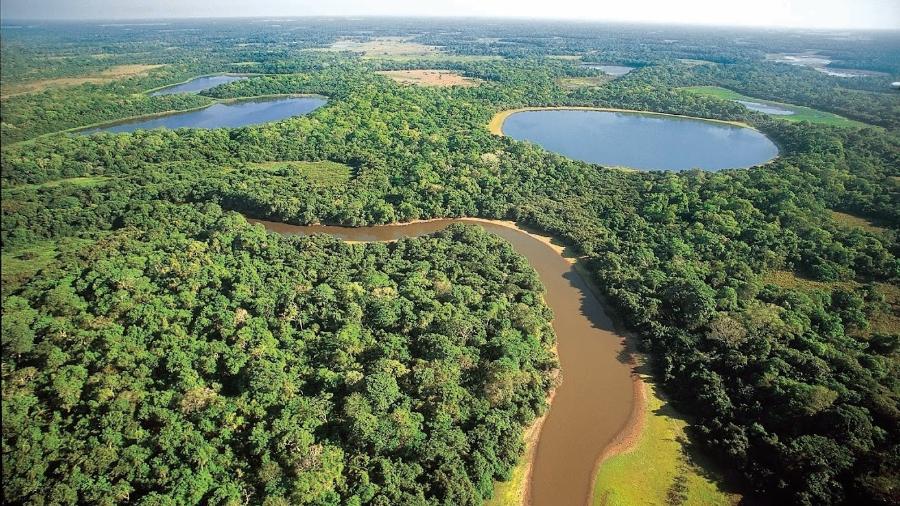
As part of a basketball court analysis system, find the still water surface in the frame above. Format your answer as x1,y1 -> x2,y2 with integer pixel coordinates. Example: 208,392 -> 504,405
582,64 -> 634,77
80,96 -> 326,134
250,218 -> 636,506
502,109 -> 778,171
736,100 -> 795,116
150,75 -> 248,95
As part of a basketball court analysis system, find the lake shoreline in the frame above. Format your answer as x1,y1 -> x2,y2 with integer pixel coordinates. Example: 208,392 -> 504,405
487,106 -> 753,136
73,94 -> 327,135
142,72 -> 259,95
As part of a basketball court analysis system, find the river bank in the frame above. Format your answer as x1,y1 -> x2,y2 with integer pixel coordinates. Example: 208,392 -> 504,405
249,215 -> 640,505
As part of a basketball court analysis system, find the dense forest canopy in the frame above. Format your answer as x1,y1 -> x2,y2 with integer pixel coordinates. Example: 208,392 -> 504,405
2,17 -> 899,506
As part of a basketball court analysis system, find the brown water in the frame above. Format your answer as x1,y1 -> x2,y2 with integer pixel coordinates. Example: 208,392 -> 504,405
250,218 -> 636,506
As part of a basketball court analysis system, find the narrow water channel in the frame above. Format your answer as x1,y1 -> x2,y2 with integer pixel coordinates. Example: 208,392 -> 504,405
250,218 -> 636,506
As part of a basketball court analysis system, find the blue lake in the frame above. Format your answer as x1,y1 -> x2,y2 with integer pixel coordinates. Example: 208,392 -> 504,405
80,96 -> 327,134
501,109 -> 778,171
582,64 -> 634,77
151,75 -> 248,95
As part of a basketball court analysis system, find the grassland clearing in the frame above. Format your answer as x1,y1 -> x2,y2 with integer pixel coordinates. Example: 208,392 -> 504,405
326,37 -> 439,58
9,176 -> 111,191
765,270 -> 899,336
591,365 -> 740,506
377,69 -> 479,87
247,160 -> 352,187
2,237 -> 100,294
314,37 -> 498,62
2,64 -> 166,98
558,76 -> 611,90
830,210 -> 889,235
677,59 -> 716,67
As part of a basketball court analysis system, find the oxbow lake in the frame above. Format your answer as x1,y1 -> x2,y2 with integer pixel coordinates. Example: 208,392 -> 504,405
150,75 -> 248,95
79,96 -> 327,134
501,109 -> 779,171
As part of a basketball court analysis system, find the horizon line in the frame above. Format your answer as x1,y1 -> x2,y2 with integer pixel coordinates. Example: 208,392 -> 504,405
2,14 -> 899,32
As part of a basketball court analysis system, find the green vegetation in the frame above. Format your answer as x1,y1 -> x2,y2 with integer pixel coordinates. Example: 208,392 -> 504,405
1,238 -> 99,295
831,210 -> 889,235
765,271 -> 899,336
484,454 -> 530,506
2,18 -> 899,506
10,176 -> 111,191
247,161 -> 353,187
558,76 -> 610,90
592,381 -> 738,506
681,86 -> 867,127
2,215 -> 557,505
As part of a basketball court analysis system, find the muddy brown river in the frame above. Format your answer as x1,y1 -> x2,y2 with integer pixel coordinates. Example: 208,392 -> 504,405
250,218 -> 636,506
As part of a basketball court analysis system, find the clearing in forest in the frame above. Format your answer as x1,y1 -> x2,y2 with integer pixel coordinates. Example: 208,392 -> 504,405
318,37 -> 497,62
558,76 -> 610,90
830,210 -> 889,235
1,64 -> 166,98
591,369 -> 741,506
326,37 -> 439,59
247,160 -> 352,187
765,270 -> 899,336
2,237 -> 100,294
7,176 -> 111,192
377,69 -> 479,87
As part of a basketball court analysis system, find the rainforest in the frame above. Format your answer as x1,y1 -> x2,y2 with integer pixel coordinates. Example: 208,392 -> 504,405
1,16 -> 899,506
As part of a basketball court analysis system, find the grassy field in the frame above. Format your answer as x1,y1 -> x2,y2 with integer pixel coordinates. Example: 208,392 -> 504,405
327,37 -> 438,58
377,70 -> 480,87
485,452 -> 530,506
677,59 -> 716,67
312,37 -> 498,62
765,270 -> 899,336
681,86 -> 867,128
558,76 -> 611,90
247,160 -> 352,187
2,237 -> 99,294
1,64 -> 166,98
9,176 -> 111,191
484,406 -> 547,506
592,378 -> 740,506
830,210 -> 889,235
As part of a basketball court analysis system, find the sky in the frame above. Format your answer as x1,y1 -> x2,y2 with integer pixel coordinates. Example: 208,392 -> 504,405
1,0 -> 898,30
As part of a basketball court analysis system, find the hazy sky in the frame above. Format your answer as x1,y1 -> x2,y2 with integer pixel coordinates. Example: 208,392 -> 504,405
2,0 -> 898,30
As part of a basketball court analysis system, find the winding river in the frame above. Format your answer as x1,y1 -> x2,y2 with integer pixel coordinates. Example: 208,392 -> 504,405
250,218 -> 636,506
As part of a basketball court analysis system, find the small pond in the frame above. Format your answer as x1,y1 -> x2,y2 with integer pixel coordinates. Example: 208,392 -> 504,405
501,109 -> 778,171
736,100 -> 795,116
151,75 -> 248,95
79,96 -> 327,134
582,63 -> 634,77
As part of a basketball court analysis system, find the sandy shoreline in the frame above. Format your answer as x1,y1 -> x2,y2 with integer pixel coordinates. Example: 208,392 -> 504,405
487,106 -> 753,136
